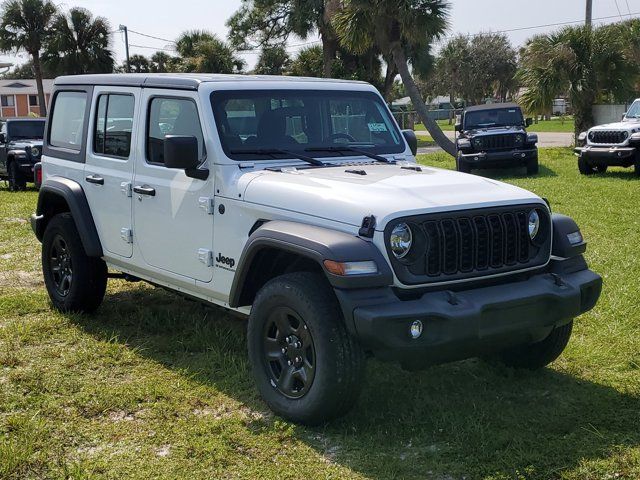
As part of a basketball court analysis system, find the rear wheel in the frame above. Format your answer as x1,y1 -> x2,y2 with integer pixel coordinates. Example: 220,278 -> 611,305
494,321 -> 573,370
8,161 -> 26,191
594,164 -> 608,174
42,213 -> 107,313
247,272 -> 366,425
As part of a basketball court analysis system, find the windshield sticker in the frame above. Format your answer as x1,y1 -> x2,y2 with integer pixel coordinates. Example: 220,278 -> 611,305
368,122 -> 388,132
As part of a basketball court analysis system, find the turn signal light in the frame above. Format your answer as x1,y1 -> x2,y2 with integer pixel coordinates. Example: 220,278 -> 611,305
323,260 -> 377,276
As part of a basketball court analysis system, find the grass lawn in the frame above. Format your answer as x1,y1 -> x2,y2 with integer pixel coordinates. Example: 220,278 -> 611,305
413,118 -> 576,134
1,148 -> 639,479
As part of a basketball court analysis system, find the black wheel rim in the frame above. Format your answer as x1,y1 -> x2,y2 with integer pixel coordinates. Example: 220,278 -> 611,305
49,234 -> 72,297
262,306 -> 316,399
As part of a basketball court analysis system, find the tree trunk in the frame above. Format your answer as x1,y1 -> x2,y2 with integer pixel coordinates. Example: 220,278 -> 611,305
321,36 -> 337,78
382,62 -> 398,101
390,43 -> 456,156
32,53 -> 47,117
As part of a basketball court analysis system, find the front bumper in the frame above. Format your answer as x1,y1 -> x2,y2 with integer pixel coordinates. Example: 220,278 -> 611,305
16,159 -> 37,176
574,146 -> 636,166
459,148 -> 537,167
336,265 -> 601,367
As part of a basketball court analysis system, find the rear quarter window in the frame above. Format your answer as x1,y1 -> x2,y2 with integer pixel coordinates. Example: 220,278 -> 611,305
49,91 -> 88,151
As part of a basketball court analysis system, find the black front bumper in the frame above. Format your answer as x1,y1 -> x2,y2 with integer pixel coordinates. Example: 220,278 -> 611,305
459,148 -> 537,168
574,146 -> 636,166
16,159 -> 37,177
336,264 -> 601,367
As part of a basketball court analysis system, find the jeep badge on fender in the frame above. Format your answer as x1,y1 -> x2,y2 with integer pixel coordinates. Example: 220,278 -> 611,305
30,74 -> 602,425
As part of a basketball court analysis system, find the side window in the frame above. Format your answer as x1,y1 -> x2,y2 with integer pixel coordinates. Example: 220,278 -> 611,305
49,91 -> 87,151
146,97 -> 204,165
94,94 -> 135,158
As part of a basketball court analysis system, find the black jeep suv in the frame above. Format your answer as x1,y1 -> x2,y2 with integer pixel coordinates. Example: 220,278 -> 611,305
0,118 -> 46,191
455,103 -> 539,175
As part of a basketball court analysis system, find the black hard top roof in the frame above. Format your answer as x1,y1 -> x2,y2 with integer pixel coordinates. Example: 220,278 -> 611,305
464,102 -> 522,113
54,73 -> 367,90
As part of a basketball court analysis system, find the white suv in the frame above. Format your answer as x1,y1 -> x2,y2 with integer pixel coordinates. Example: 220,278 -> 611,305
31,74 -> 602,424
575,98 -> 640,175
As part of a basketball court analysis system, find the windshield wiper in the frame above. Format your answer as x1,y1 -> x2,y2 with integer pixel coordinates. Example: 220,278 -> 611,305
229,148 -> 325,167
304,146 -> 394,164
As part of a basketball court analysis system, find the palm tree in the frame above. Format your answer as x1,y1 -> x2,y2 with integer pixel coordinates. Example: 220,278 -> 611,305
255,45 -> 291,75
127,54 -> 150,73
43,7 -> 114,76
150,51 -> 178,73
0,0 -> 57,116
333,0 -> 456,155
176,30 -> 244,73
519,23 -> 637,138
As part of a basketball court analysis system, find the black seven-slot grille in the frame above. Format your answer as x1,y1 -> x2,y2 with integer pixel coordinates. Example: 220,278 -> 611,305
589,130 -> 627,145
385,204 -> 552,286
475,134 -> 519,150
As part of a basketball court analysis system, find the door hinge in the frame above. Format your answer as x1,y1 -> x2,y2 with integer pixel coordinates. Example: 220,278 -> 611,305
197,248 -> 214,267
120,228 -> 133,244
198,197 -> 215,215
120,181 -> 132,197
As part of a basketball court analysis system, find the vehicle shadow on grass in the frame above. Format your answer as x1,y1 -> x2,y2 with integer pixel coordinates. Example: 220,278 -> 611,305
470,163 -> 558,180
71,285 -> 640,479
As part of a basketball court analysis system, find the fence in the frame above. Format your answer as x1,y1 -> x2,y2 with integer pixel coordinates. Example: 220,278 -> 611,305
391,109 -> 462,130
593,104 -> 628,125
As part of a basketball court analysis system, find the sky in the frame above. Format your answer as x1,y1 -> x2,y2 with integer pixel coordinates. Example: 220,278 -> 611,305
0,0 -> 636,71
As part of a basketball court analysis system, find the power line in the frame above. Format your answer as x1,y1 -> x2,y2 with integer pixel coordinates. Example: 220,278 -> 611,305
625,0 -> 633,17
127,29 -> 176,44
434,11 -> 640,43
129,43 -> 176,52
614,0 -> 624,20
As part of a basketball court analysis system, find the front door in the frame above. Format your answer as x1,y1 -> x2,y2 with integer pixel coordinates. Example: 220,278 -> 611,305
84,87 -> 138,258
132,90 -> 214,283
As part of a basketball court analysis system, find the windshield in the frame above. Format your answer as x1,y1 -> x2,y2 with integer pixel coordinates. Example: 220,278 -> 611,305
625,100 -> 640,119
211,90 -> 404,160
8,120 -> 45,140
464,107 -> 524,130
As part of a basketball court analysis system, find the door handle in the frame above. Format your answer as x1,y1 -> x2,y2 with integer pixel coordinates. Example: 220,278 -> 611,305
133,185 -> 156,196
85,174 -> 104,185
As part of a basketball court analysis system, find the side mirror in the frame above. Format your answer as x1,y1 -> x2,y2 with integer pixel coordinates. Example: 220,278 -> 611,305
402,129 -> 418,156
526,118 -> 533,127
164,135 -> 208,180
454,123 -> 462,132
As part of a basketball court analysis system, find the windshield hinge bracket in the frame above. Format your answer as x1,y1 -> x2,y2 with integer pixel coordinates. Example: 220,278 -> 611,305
359,215 -> 376,238
198,197 -> 215,215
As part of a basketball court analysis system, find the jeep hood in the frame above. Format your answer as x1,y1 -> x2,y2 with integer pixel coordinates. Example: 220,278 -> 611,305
465,126 -> 526,136
591,119 -> 640,132
241,163 -> 543,229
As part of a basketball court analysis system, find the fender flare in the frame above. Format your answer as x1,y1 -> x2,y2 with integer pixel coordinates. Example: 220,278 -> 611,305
32,176 -> 103,257
228,220 -> 393,308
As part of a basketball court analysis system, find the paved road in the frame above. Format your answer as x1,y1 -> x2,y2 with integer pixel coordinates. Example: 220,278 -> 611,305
416,130 -> 574,155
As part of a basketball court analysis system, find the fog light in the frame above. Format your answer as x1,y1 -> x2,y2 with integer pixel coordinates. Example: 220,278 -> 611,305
410,320 -> 423,339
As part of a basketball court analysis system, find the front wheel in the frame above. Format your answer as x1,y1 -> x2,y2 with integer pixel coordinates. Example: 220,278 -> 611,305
8,161 -> 26,191
456,154 -> 471,173
494,321 -> 573,370
578,156 -> 596,175
526,156 -> 539,175
42,213 -> 108,313
247,272 -> 366,425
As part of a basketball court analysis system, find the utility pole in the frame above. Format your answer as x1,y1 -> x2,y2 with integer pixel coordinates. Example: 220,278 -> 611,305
585,0 -> 593,28
119,25 -> 131,73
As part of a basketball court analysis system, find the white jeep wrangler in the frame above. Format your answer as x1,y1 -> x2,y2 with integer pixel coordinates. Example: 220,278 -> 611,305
575,98 -> 640,175
31,74 -> 602,425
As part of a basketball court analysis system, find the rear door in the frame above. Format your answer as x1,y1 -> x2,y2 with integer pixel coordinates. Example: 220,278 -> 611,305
84,87 -> 138,258
132,90 -> 214,282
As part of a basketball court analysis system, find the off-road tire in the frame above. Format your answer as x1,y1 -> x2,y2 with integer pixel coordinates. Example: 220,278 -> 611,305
42,213 -> 107,313
634,153 -> 640,176
8,161 -> 26,191
578,156 -> 595,175
594,164 -> 608,174
456,154 -> 471,174
526,156 -> 539,175
494,321 -> 573,370
247,272 -> 366,425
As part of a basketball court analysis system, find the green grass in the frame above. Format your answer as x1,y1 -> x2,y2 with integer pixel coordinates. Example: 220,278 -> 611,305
1,150 -> 639,479
413,118 -> 576,134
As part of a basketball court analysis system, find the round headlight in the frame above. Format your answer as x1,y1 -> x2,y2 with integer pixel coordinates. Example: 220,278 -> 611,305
390,223 -> 413,259
578,132 -> 587,142
31,147 -> 40,157
528,210 -> 540,240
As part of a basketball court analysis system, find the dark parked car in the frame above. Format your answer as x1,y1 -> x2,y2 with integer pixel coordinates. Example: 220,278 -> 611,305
455,103 -> 539,175
0,118 -> 46,191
